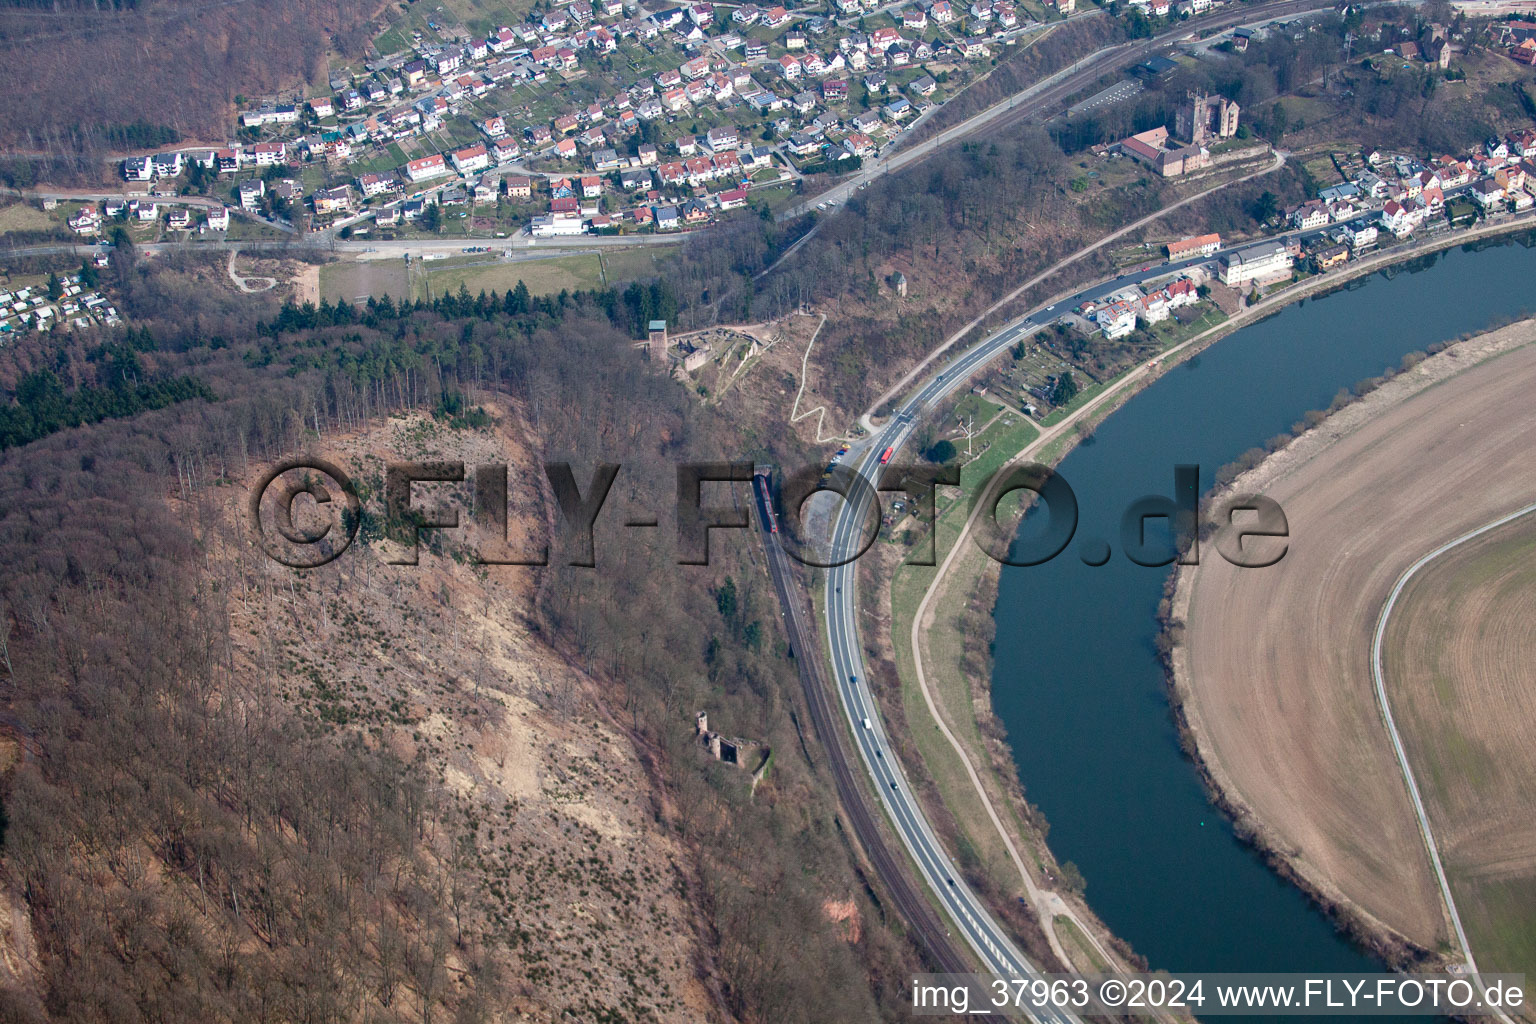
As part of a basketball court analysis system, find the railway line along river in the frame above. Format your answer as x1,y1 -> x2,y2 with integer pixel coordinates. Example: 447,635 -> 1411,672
988,231 -> 1536,981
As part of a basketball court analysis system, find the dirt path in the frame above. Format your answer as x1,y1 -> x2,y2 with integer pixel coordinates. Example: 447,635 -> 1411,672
1372,501 -> 1534,1024
787,313 -> 851,444
292,262 -> 320,304
227,248 -> 277,293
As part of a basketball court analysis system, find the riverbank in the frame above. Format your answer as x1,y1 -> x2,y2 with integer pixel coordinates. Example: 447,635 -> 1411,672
883,213 -> 1536,980
1165,316 -> 1536,986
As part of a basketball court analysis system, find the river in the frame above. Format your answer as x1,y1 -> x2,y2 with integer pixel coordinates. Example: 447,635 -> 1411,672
989,232 -> 1536,979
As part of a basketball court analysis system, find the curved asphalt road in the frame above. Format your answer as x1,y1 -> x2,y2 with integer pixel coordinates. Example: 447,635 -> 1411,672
815,245 -> 1245,1016
814,192 -> 1464,1006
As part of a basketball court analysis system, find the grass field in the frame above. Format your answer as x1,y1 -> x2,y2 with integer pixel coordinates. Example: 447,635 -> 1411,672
319,260 -> 412,303
1174,321 -> 1536,960
1383,518 -> 1536,983
0,202 -> 57,235
319,247 -> 678,304
417,246 -> 677,300
883,410 -> 1051,917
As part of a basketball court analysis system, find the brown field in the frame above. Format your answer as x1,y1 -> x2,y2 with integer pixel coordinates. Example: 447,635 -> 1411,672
319,258 -> 412,304
1383,517 -> 1536,981
1171,320 -> 1536,959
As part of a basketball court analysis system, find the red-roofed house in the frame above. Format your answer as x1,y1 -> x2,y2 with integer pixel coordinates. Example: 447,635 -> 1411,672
844,132 -> 875,157
450,144 -> 490,174
1117,126 -> 1168,165
252,142 -> 287,166
1166,233 -> 1221,259
713,151 -> 742,176
404,153 -> 448,182
1165,278 -> 1198,307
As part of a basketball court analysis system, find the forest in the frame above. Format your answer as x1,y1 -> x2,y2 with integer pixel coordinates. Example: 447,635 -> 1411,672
7,4 -> 1536,1011
0,247 -> 932,1023
0,0 -> 381,166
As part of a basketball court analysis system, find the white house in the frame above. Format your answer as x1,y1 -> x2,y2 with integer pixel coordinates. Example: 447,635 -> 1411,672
1471,178 -> 1507,210
251,142 -> 287,166
1289,201 -> 1329,231
1095,300 -> 1138,339
1217,240 -> 1293,286
1340,222 -> 1378,249
405,154 -> 449,182
1138,290 -> 1170,324
529,213 -> 585,236
1378,199 -> 1425,236
450,144 -> 491,175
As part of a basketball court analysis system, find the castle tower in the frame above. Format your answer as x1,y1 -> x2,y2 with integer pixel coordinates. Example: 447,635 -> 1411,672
1176,92 -> 1240,146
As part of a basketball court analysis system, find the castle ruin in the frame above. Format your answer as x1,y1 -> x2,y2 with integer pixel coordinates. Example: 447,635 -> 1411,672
1176,91 -> 1240,147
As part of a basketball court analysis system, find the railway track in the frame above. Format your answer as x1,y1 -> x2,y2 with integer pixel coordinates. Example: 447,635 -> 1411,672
750,477 -> 1006,1012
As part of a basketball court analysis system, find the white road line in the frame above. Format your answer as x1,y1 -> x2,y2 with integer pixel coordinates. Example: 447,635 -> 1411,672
1370,501 -> 1536,1024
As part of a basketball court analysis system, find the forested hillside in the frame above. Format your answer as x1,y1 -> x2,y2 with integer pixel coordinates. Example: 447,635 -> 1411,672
0,252 -> 925,1022
0,0 -> 383,175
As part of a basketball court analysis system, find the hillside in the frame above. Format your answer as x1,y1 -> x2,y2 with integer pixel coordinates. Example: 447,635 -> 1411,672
0,249 -> 932,1023
0,396 -> 719,1023
0,0 -> 383,170
231,403 -> 718,1021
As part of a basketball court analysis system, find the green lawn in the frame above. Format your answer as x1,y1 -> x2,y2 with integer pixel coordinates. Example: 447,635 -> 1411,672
880,407 -> 1050,906
1138,303 -> 1228,352
416,245 -> 677,300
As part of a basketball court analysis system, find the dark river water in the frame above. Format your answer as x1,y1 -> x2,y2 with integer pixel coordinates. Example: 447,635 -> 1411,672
990,232 -> 1536,981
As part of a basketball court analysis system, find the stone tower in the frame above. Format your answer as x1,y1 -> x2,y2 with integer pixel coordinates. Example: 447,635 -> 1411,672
1176,91 -> 1240,146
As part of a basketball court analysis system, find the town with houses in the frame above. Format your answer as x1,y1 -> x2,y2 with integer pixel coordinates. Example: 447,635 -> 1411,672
0,0 -> 1480,250
1075,112 -> 1536,343
100,0 -> 1073,242
0,252 -> 119,338
39,98 -> 1536,346
5,0 -> 1536,343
